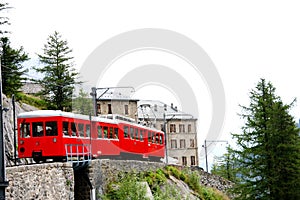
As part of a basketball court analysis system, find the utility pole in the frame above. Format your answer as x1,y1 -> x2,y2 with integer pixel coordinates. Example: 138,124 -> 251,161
203,139 -> 228,172
0,41 -> 8,199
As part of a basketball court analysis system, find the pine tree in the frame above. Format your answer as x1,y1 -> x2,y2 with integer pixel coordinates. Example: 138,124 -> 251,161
1,37 -> 29,96
231,79 -> 300,199
34,31 -> 81,111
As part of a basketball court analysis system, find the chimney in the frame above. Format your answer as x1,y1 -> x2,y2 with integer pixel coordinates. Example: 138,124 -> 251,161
171,103 -> 173,108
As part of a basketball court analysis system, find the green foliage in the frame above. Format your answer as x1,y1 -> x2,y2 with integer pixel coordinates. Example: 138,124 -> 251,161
230,79 -> 300,199
1,37 -> 29,97
15,92 -> 47,109
71,88 -> 93,115
211,147 -> 240,183
33,31 -> 81,111
103,167 -> 229,200
103,173 -> 148,200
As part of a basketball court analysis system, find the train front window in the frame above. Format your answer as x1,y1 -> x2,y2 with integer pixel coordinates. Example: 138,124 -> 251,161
124,126 -> 129,138
45,121 -> 58,136
97,126 -> 102,138
130,127 -> 134,139
109,127 -> 113,138
103,127 -> 108,138
114,128 -> 119,139
20,122 -> 30,138
140,130 -> 143,141
32,122 -> 44,137
135,128 -> 139,140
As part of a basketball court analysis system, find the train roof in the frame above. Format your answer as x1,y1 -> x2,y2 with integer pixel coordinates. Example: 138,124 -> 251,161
17,110 -> 116,124
17,110 -> 163,133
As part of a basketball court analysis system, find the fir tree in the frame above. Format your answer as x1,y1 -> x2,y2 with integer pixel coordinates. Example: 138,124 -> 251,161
0,37 -> 29,96
231,79 -> 300,199
34,31 -> 81,111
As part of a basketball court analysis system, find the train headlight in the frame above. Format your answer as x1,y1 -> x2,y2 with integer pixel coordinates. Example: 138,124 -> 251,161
53,138 -> 57,143
20,140 -> 24,145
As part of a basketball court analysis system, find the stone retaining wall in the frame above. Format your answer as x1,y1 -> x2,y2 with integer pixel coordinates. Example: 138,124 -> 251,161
5,163 -> 74,200
75,159 -> 165,199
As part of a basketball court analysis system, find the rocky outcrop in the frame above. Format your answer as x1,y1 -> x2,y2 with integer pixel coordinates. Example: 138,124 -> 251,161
2,94 -> 37,166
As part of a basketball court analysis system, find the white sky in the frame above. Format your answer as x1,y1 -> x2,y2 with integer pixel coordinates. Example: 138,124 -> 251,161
7,0 -> 300,169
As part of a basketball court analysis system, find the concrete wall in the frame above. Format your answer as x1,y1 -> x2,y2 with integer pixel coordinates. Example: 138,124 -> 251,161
6,163 -> 74,200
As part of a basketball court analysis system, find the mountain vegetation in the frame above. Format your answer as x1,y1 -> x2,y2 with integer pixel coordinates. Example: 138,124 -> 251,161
103,166 -> 230,200
212,79 -> 300,199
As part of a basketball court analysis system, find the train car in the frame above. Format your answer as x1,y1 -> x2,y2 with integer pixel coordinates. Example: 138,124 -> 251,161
17,110 -> 165,163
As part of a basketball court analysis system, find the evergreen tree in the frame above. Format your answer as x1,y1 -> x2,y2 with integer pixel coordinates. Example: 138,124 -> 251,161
231,79 -> 300,199
72,88 -> 93,115
1,37 -> 29,96
34,31 -> 81,111
211,146 -> 240,183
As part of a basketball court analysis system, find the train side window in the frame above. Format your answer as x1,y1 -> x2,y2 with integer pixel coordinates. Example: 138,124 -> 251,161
86,124 -> 91,137
32,122 -> 44,137
103,127 -> 108,138
160,134 -> 163,144
114,128 -> 119,139
155,133 -> 160,144
71,122 -> 77,136
124,126 -> 129,138
63,122 -> 69,136
78,123 -> 84,137
130,127 -> 134,139
140,130 -> 143,141
97,126 -> 102,138
20,122 -> 30,138
135,128 -> 139,140
45,121 -> 58,136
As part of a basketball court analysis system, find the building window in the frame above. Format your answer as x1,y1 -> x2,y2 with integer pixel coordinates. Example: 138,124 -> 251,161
190,139 -> 195,148
182,156 -> 187,166
179,124 -> 185,133
108,104 -> 112,114
124,105 -> 129,115
191,156 -> 196,166
171,139 -> 177,149
180,139 -> 186,148
97,104 -> 101,114
188,124 -> 192,133
170,124 -> 176,133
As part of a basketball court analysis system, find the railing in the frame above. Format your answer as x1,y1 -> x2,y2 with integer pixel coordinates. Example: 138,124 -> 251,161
65,144 -> 92,170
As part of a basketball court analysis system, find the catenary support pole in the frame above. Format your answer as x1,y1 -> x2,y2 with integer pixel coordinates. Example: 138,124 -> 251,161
0,41 -> 8,199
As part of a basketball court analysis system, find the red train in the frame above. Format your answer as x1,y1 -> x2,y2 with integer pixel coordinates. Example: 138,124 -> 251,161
17,110 -> 165,163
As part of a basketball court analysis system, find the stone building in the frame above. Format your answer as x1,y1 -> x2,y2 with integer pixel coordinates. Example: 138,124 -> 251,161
95,91 -> 199,167
95,89 -> 138,119
138,100 -> 198,166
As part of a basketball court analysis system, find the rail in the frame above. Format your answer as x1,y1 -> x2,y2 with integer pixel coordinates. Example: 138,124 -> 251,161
65,144 -> 92,170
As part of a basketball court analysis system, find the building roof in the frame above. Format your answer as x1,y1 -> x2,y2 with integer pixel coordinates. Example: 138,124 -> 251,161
137,100 -> 196,120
